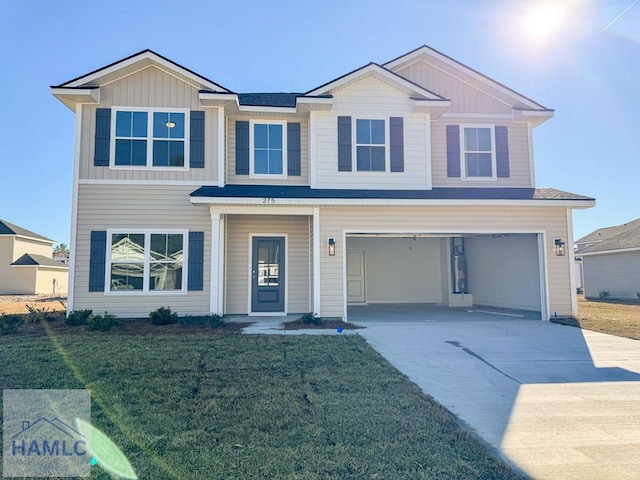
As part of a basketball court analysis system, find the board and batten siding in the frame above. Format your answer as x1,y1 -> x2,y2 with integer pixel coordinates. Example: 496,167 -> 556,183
225,115 -> 309,185
79,66 -> 219,183
432,119 -> 531,187
314,76 -> 429,190
318,206 -> 572,318
582,251 -> 640,300
73,184 -> 211,317
392,58 -> 515,114
225,215 -> 311,314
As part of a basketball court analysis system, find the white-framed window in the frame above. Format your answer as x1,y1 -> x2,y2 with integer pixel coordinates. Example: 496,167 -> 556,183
111,107 -> 190,169
106,229 -> 188,294
355,118 -> 386,172
460,125 -> 496,179
249,120 -> 287,177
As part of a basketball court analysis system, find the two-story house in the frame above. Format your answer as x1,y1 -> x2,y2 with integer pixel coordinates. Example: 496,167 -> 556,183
51,46 -> 594,320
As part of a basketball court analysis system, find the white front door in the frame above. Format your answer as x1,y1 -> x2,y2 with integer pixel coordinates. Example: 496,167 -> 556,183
347,248 -> 366,303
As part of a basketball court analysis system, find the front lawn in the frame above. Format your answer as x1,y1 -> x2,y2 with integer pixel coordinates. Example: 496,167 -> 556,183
0,330 -> 522,479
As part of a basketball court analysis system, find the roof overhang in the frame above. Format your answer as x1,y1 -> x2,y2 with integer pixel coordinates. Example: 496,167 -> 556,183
198,92 -> 333,114
50,87 -> 100,111
412,98 -> 452,119
513,107 -> 555,127
579,247 -> 640,257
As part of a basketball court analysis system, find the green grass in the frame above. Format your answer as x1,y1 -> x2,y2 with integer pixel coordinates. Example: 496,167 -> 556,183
0,330 -> 522,479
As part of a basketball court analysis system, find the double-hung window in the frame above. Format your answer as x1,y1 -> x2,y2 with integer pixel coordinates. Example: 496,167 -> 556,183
250,121 -> 286,176
108,230 -> 187,293
461,126 -> 495,179
356,119 -> 385,171
112,108 -> 188,168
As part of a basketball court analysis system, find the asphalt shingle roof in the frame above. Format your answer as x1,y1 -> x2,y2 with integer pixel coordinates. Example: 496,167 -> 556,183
576,218 -> 640,254
237,93 -> 303,107
0,219 -> 54,242
11,253 -> 68,268
190,185 -> 593,201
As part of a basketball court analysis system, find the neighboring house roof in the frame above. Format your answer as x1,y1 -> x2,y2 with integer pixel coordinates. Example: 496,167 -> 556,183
237,93 -> 304,107
11,254 -> 69,269
0,219 -> 54,243
576,218 -> 640,254
191,185 -> 593,202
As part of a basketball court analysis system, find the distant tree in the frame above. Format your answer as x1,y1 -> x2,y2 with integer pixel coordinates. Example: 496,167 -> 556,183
53,243 -> 70,255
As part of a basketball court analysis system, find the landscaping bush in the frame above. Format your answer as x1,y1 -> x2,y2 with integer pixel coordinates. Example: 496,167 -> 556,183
576,287 -> 584,295
0,314 -> 23,335
66,309 -> 93,326
599,290 -> 611,301
299,312 -> 322,326
178,314 -> 226,328
25,305 -> 61,323
208,314 -> 225,328
87,313 -> 119,331
149,306 -> 178,325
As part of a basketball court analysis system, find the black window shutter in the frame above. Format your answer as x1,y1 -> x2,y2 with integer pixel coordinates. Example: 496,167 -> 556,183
287,122 -> 301,176
190,111 -> 205,168
94,108 -> 111,167
89,231 -> 107,292
390,117 -> 404,172
446,125 -> 461,177
495,126 -> 510,178
337,116 -> 352,172
235,121 -> 250,175
188,231 -> 204,291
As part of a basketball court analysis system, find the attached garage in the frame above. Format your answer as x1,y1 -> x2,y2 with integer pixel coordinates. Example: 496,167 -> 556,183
345,232 -> 544,319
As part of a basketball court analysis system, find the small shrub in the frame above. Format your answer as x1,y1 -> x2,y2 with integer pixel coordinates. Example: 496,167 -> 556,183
576,287 -> 584,295
25,305 -> 59,323
637,292 -> 640,303
208,314 -> 225,328
178,314 -> 226,328
149,306 -> 178,325
0,314 -> 23,335
300,312 -> 322,326
66,309 -> 93,326
598,290 -> 611,301
87,313 -> 119,332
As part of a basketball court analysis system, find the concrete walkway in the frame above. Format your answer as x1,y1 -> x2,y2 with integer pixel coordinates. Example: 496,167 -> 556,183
357,314 -> 640,479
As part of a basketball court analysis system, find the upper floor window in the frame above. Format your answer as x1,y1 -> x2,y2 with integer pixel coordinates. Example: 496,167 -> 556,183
112,108 -> 188,169
356,119 -> 385,172
250,121 -> 286,176
461,126 -> 496,179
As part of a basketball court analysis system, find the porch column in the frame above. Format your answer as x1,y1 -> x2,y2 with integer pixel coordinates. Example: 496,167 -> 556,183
313,207 -> 321,316
210,211 -> 224,315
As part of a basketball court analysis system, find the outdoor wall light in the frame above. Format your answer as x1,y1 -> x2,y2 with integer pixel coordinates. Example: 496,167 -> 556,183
554,238 -> 566,256
327,237 -> 336,256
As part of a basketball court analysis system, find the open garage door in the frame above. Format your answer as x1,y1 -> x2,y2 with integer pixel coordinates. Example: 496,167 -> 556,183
345,233 -> 546,320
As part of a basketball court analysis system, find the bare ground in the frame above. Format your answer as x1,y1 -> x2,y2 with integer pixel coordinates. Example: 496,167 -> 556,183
0,295 -> 67,314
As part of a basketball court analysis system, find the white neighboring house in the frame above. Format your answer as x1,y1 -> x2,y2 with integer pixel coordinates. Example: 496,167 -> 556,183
575,218 -> 640,300
0,219 -> 69,295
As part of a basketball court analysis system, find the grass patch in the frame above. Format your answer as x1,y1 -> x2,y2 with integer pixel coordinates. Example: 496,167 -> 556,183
283,319 -> 364,330
552,295 -> 640,340
0,333 -> 521,479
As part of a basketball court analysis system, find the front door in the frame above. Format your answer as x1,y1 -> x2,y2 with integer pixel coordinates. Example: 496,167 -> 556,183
251,236 -> 285,312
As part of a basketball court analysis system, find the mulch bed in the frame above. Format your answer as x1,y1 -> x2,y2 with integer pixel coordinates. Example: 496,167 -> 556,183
282,319 -> 364,330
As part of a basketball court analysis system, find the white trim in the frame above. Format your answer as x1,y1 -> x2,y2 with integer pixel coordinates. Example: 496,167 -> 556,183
248,233 -> 288,315
104,229 -> 188,295
425,113 -> 432,189
342,229 -> 348,321
383,47 -> 544,110
441,113 -> 513,120
539,232 -> 551,321
211,205 -> 314,216
296,97 -> 334,106
566,210 -> 578,316
306,63 -> 444,99
10,264 -> 68,270
64,50 -> 229,92
248,120 -> 288,179
50,87 -> 100,104
218,215 -> 225,315
11,235 -> 55,245
353,117 -> 389,172
459,124 -> 497,181
191,196 -> 596,208
210,213 -> 221,314
312,207 -> 321,316
79,179 -> 206,186
239,105 -> 298,114
579,247 -> 640,257
528,122 -> 536,187
309,111 -> 317,188
109,106 -> 190,171
67,103 -> 82,314
217,107 -> 225,188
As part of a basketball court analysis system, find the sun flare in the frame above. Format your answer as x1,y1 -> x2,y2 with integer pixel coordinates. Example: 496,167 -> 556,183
523,1 -> 568,40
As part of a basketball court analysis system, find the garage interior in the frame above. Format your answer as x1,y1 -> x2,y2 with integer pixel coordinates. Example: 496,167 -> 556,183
345,233 -> 544,320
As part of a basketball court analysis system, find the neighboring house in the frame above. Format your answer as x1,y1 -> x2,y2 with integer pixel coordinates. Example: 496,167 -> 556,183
0,219 -> 69,295
575,218 -> 640,300
53,251 -> 70,264
51,46 -> 594,320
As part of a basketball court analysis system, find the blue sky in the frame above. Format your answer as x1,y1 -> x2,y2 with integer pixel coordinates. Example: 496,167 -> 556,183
1,0 -> 638,246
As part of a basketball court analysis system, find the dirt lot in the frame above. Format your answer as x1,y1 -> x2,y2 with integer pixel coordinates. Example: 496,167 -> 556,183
553,295 -> 640,340
0,295 -> 66,314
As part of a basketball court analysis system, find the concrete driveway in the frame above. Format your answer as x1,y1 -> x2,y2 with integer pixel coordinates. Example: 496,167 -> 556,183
356,309 -> 640,480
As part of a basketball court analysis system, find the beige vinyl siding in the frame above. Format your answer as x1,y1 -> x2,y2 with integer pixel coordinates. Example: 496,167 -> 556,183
314,76 -> 429,190
431,119 -> 531,187
393,58 -> 516,114
582,251 -> 640,300
80,66 -> 218,183
226,115 -> 309,185
35,268 -> 69,295
318,206 -> 572,318
12,238 -> 54,261
225,215 -> 310,314
73,184 -> 211,317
